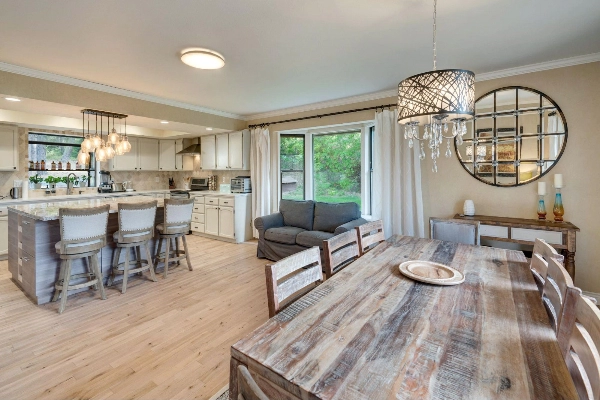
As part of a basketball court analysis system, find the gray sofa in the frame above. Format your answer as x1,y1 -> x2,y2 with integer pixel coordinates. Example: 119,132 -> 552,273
254,199 -> 368,262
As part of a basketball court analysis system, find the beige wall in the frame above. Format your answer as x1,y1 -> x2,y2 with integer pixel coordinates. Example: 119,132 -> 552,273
248,62 -> 600,292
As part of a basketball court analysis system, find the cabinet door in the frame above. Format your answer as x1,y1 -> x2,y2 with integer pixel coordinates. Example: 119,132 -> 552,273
228,131 -> 243,169
138,138 -> 159,171
0,126 -> 18,171
216,134 -> 229,169
205,205 -> 220,236
111,137 -> 139,170
159,140 -> 176,171
201,135 -> 216,170
219,207 -> 235,239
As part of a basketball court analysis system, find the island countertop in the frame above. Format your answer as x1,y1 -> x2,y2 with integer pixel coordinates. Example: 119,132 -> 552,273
8,195 -> 166,221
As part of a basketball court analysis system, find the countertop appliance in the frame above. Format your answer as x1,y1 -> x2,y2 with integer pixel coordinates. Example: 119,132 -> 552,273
190,178 -> 209,191
170,190 -> 191,199
231,177 -> 252,193
98,171 -> 113,193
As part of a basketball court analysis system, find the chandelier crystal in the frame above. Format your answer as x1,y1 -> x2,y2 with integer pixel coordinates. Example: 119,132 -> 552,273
398,0 -> 475,172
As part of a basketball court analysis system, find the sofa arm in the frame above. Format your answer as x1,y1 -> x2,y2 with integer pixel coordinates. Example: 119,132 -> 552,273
254,212 -> 285,237
334,218 -> 369,235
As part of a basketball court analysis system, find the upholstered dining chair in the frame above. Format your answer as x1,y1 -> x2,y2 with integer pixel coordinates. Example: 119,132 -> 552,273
323,229 -> 360,279
265,246 -> 322,318
52,205 -> 109,313
155,198 -> 194,278
355,220 -> 385,256
530,238 -> 564,294
237,365 -> 269,400
108,200 -> 158,293
429,218 -> 480,245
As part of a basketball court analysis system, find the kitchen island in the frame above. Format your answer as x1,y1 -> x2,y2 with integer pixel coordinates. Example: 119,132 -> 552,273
8,195 -> 167,304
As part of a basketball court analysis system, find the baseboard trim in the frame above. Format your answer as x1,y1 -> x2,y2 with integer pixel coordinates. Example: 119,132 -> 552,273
208,384 -> 229,400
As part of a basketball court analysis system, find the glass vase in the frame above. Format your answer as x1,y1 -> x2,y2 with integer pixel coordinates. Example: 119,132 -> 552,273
553,188 -> 564,222
537,195 -> 546,220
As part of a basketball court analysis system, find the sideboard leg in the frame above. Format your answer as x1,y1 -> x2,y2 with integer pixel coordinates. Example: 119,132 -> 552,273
564,250 -> 575,280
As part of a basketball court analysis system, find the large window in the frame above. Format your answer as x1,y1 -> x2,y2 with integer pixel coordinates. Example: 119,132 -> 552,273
279,126 -> 373,214
28,133 -> 96,187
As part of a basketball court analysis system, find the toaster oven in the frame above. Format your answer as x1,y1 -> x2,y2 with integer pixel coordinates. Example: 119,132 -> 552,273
231,177 -> 252,193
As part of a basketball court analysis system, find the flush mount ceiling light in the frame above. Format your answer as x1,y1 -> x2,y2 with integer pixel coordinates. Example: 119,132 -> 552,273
160,121 -> 169,124
180,49 -> 225,69
5,97 -> 21,102
398,0 -> 475,173
206,127 -> 213,131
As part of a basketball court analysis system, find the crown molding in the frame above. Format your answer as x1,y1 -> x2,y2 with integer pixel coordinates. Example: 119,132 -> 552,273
245,52 -> 600,121
0,61 -> 245,120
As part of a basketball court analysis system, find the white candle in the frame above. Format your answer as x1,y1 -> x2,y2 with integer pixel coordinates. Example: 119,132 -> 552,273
554,174 -> 563,189
538,182 -> 546,196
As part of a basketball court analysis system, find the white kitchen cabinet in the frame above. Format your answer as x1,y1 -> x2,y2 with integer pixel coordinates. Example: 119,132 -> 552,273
227,130 -> 250,169
201,135 -> 216,170
175,139 -> 194,171
218,207 -> 235,239
159,140 -> 176,171
110,137 -> 139,171
138,138 -> 159,171
216,134 -> 229,170
0,126 -> 19,171
205,205 -> 220,236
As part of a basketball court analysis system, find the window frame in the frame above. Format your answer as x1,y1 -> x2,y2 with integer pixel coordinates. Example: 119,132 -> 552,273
279,133 -> 306,201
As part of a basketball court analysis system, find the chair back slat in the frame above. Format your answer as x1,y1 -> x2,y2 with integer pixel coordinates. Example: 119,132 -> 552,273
323,230 -> 360,279
530,238 -> 564,293
430,218 -> 480,245
355,220 -> 385,256
265,246 -> 322,318
560,294 -> 600,400
543,257 -> 576,334
237,365 -> 269,400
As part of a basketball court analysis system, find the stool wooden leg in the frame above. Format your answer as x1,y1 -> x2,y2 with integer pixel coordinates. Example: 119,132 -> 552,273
135,245 -> 143,272
164,238 -> 171,279
58,260 -> 72,314
52,259 -> 67,302
92,253 -> 107,300
175,237 -> 180,265
182,234 -> 193,271
89,256 -> 99,290
145,242 -> 157,282
122,247 -> 131,294
108,247 -> 121,287
154,237 -> 163,272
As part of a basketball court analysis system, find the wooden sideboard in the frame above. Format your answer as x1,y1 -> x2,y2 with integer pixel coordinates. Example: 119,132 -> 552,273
454,214 -> 579,279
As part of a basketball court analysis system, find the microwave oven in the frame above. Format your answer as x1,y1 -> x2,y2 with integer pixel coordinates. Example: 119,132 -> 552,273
231,177 -> 252,193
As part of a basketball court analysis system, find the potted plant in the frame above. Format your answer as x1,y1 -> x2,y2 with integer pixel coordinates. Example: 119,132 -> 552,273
44,175 -> 60,190
29,174 -> 44,189
78,175 -> 89,187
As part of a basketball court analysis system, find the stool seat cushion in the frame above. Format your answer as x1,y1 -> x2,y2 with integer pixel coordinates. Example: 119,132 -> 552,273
156,223 -> 189,234
113,230 -> 151,242
55,239 -> 103,254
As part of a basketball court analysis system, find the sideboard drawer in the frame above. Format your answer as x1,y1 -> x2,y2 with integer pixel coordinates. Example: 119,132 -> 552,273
511,228 -> 562,245
480,224 -> 509,239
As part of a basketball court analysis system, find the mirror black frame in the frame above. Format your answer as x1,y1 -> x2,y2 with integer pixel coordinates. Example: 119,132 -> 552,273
455,86 -> 568,187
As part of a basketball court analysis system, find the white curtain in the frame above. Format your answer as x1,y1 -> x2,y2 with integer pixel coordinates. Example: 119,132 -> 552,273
250,127 -> 271,238
372,109 -> 425,238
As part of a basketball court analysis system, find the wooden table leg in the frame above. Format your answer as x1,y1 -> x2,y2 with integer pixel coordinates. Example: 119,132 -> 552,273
564,250 -> 575,280
229,357 -> 243,400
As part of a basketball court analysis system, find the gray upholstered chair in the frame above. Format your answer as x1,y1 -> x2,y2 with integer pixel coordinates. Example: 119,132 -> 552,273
52,205 -> 109,313
155,198 -> 194,278
429,218 -> 480,245
108,201 -> 158,293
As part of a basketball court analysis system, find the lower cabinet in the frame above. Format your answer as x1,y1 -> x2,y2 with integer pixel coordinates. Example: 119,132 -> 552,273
218,207 -> 235,239
205,205 -> 220,236
191,194 -> 251,243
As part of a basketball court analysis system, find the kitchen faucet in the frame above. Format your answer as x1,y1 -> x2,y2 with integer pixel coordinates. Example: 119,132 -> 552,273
66,173 -> 76,195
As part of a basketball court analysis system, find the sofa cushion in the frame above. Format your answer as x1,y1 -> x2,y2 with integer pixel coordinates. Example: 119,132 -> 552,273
296,230 -> 335,249
265,226 -> 306,245
279,199 -> 315,231
313,202 -> 361,233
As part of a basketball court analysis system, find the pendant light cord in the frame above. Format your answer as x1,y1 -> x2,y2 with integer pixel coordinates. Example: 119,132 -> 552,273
433,0 -> 437,71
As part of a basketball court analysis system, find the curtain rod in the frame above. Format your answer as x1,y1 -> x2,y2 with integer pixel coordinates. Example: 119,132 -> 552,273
248,103 -> 397,129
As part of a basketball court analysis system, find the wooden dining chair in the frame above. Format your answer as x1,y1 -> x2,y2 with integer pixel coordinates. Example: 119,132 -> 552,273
542,257 -> 577,335
237,365 -> 269,400
265,246 -> 322,318
355,220 -> 385,256
323,229 -> 360,279
530,238 -> 564,294
556,291 -> 600,400
429,218 -> 480,245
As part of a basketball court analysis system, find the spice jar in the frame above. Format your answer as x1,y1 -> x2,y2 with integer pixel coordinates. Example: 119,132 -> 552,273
51,161 -> 56,170
29,160 -> 34,170
35,161 -> 40,170
40,160 -> 46,170
58,161 -> 63,170
66,161 -> 71,170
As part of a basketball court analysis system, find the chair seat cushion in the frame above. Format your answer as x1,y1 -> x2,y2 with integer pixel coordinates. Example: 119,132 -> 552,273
113,230 -> 151,242
265,226 -> 306,245
55,239 -> 103,254
296,231 -> 335,249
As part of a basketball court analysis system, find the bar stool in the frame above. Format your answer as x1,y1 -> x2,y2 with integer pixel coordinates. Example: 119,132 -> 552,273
52,205 -> 110,314
155,198 -> 194,278
108,200 -> 158,293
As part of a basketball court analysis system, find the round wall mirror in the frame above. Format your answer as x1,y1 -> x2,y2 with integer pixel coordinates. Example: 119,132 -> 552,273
455,86 -> 568,187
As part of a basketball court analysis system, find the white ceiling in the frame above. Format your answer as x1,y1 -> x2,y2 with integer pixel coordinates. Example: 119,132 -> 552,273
1,0 -> 599,117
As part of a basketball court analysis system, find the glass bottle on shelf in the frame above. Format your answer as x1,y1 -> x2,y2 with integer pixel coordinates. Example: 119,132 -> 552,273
66,161 -> 71,170
35,161 -> 40,170
58,161 -> 63,170
40,160 -> 46,170
29,160 -> 34,170
51,161 -> 56,170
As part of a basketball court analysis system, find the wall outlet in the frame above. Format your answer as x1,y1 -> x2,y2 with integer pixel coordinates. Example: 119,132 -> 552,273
155,177 -> 160,183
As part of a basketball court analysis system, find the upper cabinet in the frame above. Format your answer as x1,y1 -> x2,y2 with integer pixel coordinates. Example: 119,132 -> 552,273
109,137 -> 139,171
159,140 -> 176,171
202,131 -> 249,170
109,138 -> 192,171
138,138 -> 159,171
0,126 -> 19,171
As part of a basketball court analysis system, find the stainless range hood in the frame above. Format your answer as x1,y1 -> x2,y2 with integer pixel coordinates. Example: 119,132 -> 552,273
176,138 -> 201,155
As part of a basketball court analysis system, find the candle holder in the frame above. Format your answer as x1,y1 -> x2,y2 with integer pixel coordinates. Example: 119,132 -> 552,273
537,195 -> 547,220
553,188 -> 564,222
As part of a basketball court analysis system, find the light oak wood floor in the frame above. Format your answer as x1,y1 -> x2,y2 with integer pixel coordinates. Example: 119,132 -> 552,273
0,235 -> 269,400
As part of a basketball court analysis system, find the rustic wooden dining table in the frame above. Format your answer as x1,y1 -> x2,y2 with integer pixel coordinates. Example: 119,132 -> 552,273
230,235 -> 577,399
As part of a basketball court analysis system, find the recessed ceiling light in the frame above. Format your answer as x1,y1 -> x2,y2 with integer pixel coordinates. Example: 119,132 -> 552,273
206,127 -> 213,131
160,121 -> 169,124
180,49 -> 225,69
5,97 -> 21,102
